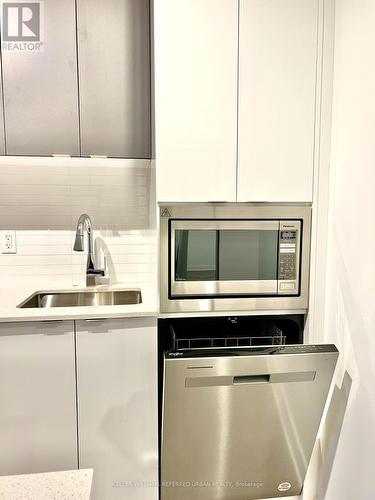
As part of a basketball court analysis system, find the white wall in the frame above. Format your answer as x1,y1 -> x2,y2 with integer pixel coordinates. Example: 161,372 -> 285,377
304,1 -> 375,499
0,157 -> 157,295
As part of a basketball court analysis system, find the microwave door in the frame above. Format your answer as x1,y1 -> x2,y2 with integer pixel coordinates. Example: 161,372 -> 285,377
171,220 -> 280,298
161,345 -> 339,500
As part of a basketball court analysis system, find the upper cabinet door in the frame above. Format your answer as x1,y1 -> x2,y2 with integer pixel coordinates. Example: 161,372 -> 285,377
77,0 -> 151,158
155,0 -> 238,202
237,0 -> 319,202
1,0 -> 80,156
0,70 -> 5,155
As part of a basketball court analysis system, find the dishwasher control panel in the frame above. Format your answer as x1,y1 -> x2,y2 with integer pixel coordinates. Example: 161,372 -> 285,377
166,344 -> 338,358
274,344 -> 338,354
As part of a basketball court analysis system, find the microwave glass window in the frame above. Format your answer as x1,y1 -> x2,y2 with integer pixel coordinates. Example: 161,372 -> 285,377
175,230 -> 279,282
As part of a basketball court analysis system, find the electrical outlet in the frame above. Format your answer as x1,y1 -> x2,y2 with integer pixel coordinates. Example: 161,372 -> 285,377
1,230 -> 17,254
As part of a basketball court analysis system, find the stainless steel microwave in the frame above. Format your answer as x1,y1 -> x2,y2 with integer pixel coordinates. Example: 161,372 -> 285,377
160,204 -> 312,314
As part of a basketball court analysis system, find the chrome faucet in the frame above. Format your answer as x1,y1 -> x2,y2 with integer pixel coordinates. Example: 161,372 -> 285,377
73,214 -> 105,286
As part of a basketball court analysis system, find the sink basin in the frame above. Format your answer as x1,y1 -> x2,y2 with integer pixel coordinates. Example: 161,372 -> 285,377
17,289 -> 142,308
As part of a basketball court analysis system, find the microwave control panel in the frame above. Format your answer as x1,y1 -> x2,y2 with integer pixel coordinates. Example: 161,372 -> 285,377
278,221 -> 301,295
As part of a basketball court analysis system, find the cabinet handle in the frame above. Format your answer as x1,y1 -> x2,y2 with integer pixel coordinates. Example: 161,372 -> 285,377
39,320 -> 67,336
40,320 -> 64,325
83,318 -> 107,323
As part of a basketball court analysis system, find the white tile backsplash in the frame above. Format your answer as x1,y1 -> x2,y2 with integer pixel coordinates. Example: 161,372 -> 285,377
0,157 -> 157,291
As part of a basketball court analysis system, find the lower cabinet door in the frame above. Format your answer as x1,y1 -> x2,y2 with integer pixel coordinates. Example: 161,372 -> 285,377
76,317 -> 158,500
0,321 -> 78,475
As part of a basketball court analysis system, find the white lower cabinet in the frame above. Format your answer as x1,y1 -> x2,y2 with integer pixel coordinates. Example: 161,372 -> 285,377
76,317 -> 158,500
0,321 -> 78,475
0,317 -> 158,498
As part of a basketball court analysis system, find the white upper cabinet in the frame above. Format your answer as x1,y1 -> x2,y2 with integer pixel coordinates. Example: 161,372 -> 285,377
155,0 -> 238,202
155,0 -> 320,203
0,0 -> 151,157
0,72 -> 5,156
237,0 -> 319,202
1,0 -> 80,156
77,0 -> 151,158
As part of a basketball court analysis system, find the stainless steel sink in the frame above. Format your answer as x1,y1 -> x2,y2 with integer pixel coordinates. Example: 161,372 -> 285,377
17,289 -> 142,308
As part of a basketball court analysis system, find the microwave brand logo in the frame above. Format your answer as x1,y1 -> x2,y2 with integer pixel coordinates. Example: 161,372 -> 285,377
2,1 -> 43,51
161,208 -> 171,218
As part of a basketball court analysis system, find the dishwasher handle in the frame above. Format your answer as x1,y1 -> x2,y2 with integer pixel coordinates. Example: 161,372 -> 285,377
185,371 -> 316,388
233,375 -> 270,385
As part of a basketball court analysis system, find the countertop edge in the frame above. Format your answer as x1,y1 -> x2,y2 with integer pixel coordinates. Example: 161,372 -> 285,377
0,309 -> 158,323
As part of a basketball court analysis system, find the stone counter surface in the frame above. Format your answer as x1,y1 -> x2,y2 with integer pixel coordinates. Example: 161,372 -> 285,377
0,469 -> 93,500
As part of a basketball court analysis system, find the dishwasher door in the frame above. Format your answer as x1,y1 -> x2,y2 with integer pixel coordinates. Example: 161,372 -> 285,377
161,345 -> 338,500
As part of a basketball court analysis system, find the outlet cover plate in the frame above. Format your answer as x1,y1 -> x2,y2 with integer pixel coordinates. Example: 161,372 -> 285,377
1,230 -> 17,254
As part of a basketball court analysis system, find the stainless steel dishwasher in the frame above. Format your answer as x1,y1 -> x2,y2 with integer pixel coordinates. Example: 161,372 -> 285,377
161,343 -> 338,500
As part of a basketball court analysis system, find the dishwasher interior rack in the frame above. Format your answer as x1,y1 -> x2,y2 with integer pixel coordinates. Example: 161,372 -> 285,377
159,314 -> 304,354
171,325 -> 286,351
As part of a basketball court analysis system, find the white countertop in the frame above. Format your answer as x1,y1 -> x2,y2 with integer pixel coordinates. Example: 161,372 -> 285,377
0,469 -> 93,500
0,282 -> 158,323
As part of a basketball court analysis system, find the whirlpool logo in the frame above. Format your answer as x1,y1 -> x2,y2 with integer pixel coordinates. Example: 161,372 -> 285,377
1,1 -> 44,51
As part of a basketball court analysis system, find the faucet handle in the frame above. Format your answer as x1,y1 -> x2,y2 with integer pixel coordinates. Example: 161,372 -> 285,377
86,267 -> 106,287
87,269 -> 105,277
